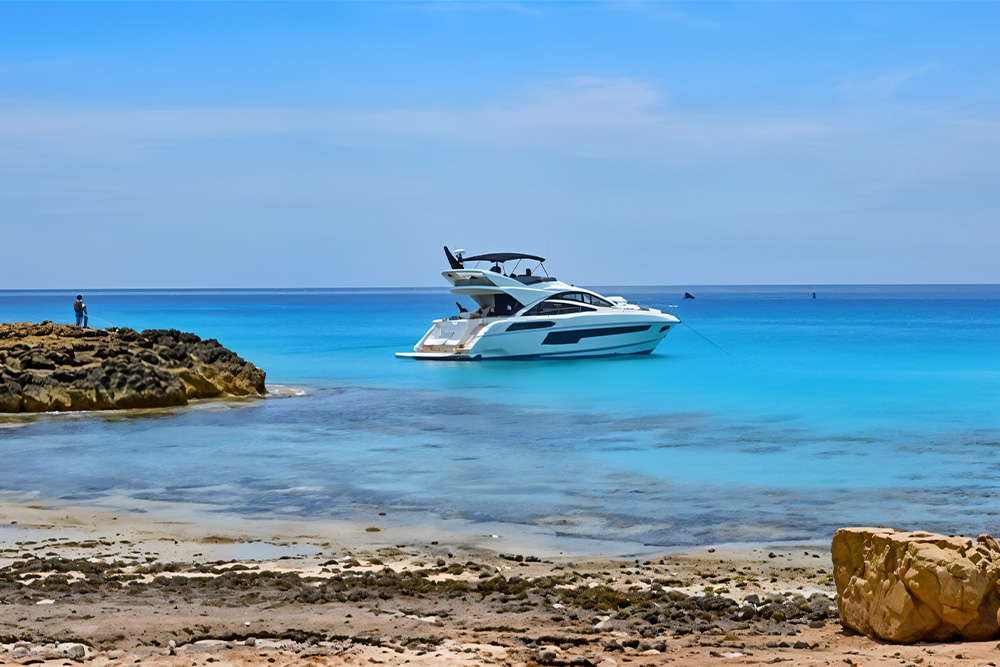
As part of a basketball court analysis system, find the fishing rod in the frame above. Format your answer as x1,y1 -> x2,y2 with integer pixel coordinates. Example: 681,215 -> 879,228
88,314 -> 117,328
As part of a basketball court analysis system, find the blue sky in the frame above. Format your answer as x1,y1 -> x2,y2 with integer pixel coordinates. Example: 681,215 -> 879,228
1,1 -> 998,288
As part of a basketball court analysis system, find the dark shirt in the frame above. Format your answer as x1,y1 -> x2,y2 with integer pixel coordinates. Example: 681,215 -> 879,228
74,299 -> 85,313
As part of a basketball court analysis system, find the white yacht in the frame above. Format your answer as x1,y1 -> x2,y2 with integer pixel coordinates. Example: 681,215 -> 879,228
396,247 -> 680,361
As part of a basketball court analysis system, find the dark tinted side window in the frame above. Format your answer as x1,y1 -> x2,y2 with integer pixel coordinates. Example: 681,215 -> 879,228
554,291 -> 613,308
524,302 -> 596,316
584,294 -> 614,308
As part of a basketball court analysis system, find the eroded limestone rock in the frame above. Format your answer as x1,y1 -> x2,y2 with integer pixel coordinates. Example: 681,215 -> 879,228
832,527 -> 1000,643
0,321 -> 266,412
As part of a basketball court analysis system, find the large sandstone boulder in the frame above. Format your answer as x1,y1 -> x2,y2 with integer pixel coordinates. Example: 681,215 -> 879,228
832,527 -> 1000,643
0,322 -> 266,412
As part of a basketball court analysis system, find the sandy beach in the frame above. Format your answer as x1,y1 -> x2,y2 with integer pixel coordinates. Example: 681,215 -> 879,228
2,499 -> 996,667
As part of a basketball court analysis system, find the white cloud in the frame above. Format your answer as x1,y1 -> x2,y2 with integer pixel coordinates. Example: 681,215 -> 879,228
2,74 -> 998,286
2,74 -> 998,229
0,77 -> 836,165
835,62 -> 940,97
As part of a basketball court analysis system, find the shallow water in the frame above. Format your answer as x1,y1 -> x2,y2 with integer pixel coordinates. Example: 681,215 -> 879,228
2,285 -> 999,547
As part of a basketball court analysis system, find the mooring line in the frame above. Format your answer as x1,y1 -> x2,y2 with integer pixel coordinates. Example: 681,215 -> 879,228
682,321 -> 735,357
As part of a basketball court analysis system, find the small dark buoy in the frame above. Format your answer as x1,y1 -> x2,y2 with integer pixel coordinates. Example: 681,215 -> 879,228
684,292 -> 695,299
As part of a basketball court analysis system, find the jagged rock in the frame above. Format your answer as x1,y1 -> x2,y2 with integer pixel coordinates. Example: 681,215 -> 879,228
832,527 -> 1000,643
0,322 -> 266,412
697,594 -> 737,612
37,643 -> 88,660
22,379 -> 73,412
0,372 -> 22,411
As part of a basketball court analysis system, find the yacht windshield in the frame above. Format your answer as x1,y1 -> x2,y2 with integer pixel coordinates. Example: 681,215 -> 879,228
523,301 -> 597,316
552,292 -> 614,308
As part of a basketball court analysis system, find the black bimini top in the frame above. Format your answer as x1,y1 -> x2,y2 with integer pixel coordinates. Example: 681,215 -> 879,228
462,252 -> 545,263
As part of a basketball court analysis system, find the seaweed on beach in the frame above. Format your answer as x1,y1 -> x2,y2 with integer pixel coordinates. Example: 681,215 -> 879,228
0,553 -> 839,651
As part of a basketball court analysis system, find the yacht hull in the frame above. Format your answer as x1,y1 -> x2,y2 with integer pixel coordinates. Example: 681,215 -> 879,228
396,312 -> 679,361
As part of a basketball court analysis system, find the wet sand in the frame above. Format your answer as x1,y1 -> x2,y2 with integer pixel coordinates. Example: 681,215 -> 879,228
1,500 -> 996,666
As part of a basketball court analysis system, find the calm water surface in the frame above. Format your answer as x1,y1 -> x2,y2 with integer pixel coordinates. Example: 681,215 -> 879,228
1,285 -> 998,547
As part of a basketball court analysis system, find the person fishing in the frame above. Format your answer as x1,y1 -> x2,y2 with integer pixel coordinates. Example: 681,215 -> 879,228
73,294 -> 88,327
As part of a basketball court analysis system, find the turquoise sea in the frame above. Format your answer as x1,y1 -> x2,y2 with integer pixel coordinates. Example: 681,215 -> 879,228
2,285 -> 999,547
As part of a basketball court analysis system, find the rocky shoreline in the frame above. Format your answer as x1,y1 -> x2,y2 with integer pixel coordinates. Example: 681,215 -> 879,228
3,501 -> 999,667
0,322 -> 266,412
0,500 -> 843,667
0,553 -> 837,665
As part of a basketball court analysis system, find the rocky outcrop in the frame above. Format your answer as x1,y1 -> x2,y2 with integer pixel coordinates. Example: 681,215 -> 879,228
832,527 -> 1000,643
0,321 -> 266,412
1,641 -> 88,662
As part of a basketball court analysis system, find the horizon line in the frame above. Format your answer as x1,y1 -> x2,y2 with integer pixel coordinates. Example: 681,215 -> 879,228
2,282 -> 998,292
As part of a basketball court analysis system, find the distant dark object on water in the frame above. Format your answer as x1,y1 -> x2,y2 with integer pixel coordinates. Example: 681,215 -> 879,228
684,292 -> 696,299
812,292 -> 817,299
